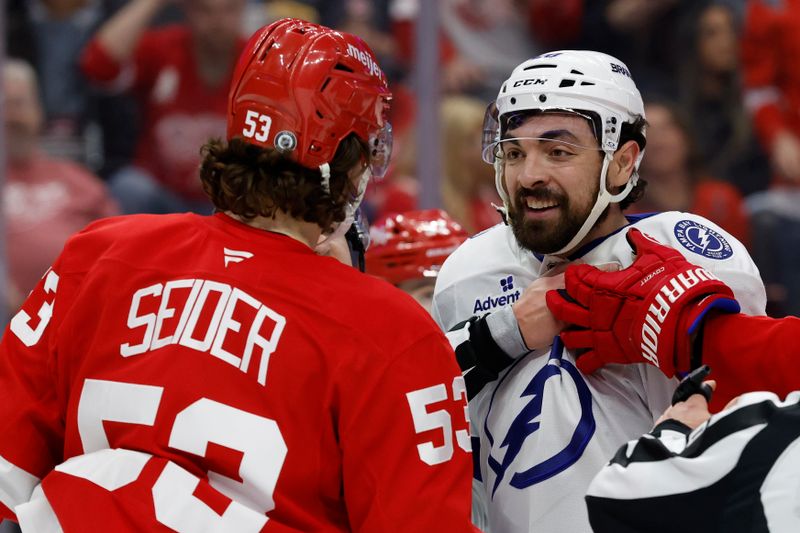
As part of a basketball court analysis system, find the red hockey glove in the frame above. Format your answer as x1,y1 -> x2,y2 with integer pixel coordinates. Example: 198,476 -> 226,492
545,228 -> 740,377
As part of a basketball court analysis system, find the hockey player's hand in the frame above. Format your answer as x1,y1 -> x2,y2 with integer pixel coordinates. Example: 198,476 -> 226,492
656,380 -> 715,429
513,272 -> 567,350
545,228 -> 740,377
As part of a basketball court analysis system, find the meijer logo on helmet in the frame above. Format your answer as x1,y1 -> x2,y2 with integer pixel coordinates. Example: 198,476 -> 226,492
346,43 -> 384,80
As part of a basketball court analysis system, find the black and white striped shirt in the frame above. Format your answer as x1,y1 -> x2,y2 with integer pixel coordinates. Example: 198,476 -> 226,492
587,391 -> 800,533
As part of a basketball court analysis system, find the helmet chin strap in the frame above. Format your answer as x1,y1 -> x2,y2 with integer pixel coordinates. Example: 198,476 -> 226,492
551,152 -> 622,256
495,152 -> 637,257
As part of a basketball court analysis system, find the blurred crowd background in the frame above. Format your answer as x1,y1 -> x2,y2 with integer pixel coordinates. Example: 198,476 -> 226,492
3,0 -> 799,319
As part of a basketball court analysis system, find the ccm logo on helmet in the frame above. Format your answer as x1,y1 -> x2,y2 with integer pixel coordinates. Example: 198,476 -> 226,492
640,267 -> 720,367
346,43 -> 384,80
512,78 -> 546,87
610,62 -> 631,78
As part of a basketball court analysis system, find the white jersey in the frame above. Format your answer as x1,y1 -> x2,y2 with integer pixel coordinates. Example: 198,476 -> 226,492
432,212 -> 767,533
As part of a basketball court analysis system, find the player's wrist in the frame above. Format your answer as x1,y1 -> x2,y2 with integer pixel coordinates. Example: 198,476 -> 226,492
488,305 -> 530,358
673,293 -> 740,375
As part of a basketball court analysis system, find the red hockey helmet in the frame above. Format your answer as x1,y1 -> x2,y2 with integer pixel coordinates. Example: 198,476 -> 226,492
227,18 -> 393,177
366,210 -> 468,285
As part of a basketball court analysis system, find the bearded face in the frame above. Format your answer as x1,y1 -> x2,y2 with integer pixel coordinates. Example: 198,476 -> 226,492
500,113 -> 605,255
507,178 -> 604,254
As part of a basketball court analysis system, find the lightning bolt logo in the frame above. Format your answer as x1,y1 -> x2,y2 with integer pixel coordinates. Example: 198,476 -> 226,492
673,219 -> 733,260
486,372 -> 549,496
483,340 -> 595,497
696,228 -> 712,252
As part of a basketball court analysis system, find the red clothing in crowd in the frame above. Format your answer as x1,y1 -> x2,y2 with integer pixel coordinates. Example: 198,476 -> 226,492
691,179 -> 751,248
742,0 -> 800,151
81,26 -> 244,200
6,152 -> 118,300
630,178 -> 751,249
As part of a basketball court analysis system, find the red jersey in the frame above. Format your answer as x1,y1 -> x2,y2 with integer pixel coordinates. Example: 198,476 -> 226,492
0,213 -> 473,531
691,180 -> 751,249
81,27 -> 244,200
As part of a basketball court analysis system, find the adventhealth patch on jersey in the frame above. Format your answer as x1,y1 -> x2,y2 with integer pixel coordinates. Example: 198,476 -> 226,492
473,275 -> 521,313
673,220 -> 733,260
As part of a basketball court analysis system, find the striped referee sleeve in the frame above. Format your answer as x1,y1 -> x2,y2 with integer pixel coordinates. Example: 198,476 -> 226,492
586,391 -> 800,533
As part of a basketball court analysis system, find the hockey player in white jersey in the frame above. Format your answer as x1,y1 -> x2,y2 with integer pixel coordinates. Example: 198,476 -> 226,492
431,50 -> 767,533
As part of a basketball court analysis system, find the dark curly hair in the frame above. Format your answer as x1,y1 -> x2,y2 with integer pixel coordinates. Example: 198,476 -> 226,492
199,134 -> 369,231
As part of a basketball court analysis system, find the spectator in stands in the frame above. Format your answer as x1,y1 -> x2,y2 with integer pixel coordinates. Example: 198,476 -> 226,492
363,96 -> 501,234
391,0 -> 582,100
740,0 -> 800,315
675,1 -> 770,197
333,0 -> 399,75
80,0 -> 246,214
5,0 -> 133,173
578,0 -> 698,97
440,95 -> 501,234
632,100 -> 751,247
4,60 -> 119,311
241,0 -> 320,36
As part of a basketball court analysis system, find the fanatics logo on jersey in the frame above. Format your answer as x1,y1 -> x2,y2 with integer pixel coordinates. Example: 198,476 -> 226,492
673,220 -> 733,260
473,276 -> 520,313
224,247 -> 254,267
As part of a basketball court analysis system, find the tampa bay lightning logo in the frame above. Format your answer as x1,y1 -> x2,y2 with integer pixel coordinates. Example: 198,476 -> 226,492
674,220 -> 733,260
484,338 -> 595,497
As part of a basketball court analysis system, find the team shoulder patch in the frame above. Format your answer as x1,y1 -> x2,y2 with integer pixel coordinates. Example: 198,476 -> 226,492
673,219 -> 733,260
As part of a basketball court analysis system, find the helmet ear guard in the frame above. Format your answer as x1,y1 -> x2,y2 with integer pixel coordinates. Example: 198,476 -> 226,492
484,50 -> 646,255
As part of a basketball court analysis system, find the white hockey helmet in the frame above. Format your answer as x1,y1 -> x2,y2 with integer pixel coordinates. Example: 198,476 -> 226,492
482,50 -> 646,255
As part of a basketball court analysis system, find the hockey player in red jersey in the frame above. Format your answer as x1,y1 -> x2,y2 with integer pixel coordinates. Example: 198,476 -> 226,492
0,19 -> 474,532
547,227 -> 799,409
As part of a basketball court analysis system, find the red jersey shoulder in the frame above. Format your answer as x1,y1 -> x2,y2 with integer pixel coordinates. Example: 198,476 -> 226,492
59,213 -> 198,273
61,213 -> 447,356
321,263 -> 446,349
